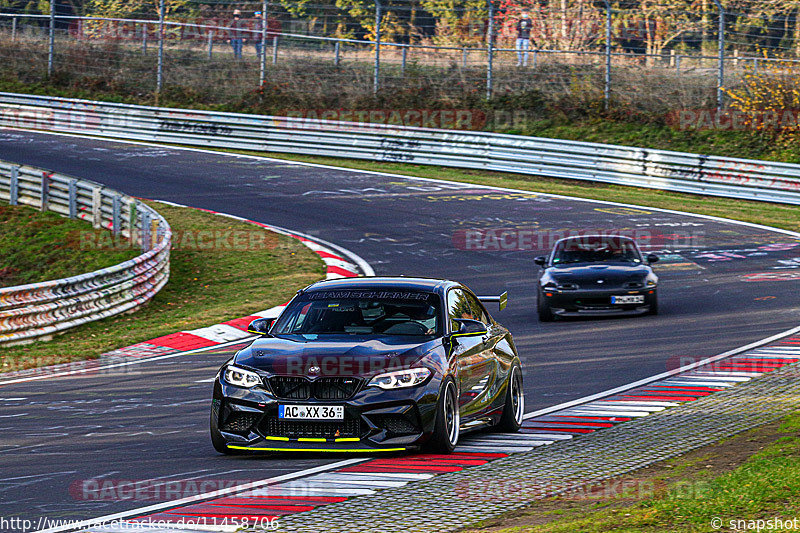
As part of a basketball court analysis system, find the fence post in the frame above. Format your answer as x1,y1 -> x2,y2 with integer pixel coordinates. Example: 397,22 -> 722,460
272,35 -> 278,64
9,166 -> 19,206
128,201 -> 138,241
676,54 -> 681,75
603,0 -> 611,110
92,187 -> 102,229
207,30 -> 213,59
374,0 -> 381,95
11,17 -> 16,41
753,57 -> 758,74
712,0 -> 724,111
156,0 -> 165,95
401,45 -> 407,76
41,172 -> 51,212
532,49 -> 537,68
462,47 -> 467,68
486,0 -> 494,100
142,23 -> 148,54
141,210 -> 151,252
47,0 -> 55,77
259,0 -> 267,85
112,195 -> 121,234
68,179 -> 77,218
733,48 -> 738,69
334,40 -> 340,66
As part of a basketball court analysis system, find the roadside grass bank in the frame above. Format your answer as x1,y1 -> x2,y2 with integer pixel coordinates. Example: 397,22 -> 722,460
219,149 -> 800,234
0,203 -> 138,286
0,201 -> 324,372
462,413 -> 800,532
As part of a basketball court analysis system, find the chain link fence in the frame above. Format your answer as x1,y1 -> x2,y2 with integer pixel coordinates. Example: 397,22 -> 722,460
1,1 -> 800,119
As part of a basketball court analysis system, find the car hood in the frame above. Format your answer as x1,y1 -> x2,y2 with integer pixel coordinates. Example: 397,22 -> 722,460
548,263 -> 651,284
234,335 -> 440,378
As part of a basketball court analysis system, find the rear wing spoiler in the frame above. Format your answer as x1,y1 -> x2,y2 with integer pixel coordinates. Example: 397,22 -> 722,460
478,291 -> 508,311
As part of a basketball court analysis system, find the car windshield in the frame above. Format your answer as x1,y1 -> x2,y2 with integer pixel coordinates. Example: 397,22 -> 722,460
273,290 -> 441,338
552,237 -> 642,265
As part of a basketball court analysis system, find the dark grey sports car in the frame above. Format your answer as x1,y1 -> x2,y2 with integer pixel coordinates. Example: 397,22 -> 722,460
210,277 -> 523,455
535,235 -> 659,321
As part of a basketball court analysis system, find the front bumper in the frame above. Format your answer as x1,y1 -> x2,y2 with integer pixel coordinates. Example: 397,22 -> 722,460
542,288 -> 656,316
211,376 -> 440,453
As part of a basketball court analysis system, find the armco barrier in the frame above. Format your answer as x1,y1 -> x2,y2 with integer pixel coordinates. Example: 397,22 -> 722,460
2,93 -> 800,205
0,159 -> 171,346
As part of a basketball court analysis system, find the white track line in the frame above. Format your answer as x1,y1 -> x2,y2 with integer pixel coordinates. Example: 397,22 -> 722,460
34,458 -> 367,533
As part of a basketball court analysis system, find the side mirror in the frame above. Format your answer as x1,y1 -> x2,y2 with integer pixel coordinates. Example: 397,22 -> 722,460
534,256 -> 547,267
247,318 -> 274,336
452,319 -> 488,336
646,253 -> 659,264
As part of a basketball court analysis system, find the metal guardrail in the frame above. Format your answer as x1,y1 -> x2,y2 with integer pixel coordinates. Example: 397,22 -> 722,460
0,158 -> 171,346
1,92 -> 800,205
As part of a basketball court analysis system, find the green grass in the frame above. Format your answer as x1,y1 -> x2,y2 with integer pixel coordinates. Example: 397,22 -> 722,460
0,201 -> 324,372
466,414 -> 800,532
0,204 -> 139,286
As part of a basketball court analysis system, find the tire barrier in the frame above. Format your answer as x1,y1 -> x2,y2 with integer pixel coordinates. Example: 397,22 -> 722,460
0,160 -> 171,346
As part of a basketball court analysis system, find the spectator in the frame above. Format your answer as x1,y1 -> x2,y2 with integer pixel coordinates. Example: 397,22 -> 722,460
230,9 -> 244,59
516,13 -> 532,67
253,11 -> 266,58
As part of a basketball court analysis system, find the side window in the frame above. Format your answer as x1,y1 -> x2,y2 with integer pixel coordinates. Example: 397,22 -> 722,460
465,292 -> 490,324
447,288 -> 475,332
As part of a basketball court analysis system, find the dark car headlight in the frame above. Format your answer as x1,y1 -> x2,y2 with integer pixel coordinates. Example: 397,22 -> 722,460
368,368 -> 431,390
223,365 -> 262,388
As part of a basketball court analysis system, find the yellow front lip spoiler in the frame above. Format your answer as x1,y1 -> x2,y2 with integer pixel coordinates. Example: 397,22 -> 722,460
227,445 -> 407,453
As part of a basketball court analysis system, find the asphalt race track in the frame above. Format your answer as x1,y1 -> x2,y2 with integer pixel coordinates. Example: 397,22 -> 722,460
2,129 -> 800,524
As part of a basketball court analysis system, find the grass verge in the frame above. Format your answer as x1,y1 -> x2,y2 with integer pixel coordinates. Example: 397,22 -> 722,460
463,413 -> 800,532
0,204 -> 139,286
0,201 -> 324,372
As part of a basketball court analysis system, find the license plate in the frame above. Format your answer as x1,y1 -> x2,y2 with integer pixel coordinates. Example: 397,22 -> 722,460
611,295 -> 645,304
278,405 -> 344,420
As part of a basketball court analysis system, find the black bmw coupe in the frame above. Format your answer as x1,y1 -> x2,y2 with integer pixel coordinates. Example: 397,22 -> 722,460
535,235 -> 659,321
210,277 -> 523,455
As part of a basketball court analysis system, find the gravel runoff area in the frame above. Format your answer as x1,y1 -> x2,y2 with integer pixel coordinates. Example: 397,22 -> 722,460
271,361 -> 800,533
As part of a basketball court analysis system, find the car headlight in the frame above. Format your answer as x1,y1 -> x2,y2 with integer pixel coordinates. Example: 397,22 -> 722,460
223,365 -> 262,388
646,279 -> 657,287
368,368 -> 431,390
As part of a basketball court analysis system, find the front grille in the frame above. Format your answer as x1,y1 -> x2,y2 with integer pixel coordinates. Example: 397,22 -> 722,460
264,418 -> 362,439
221,412 -> 260,433
268,376 -> 362,400
313,378 -> 361,400
269,377 -> 312,399
370,414 -> 419,436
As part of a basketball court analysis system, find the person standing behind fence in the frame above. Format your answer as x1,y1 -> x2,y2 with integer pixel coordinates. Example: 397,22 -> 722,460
253,11 -> 265,58
230,9 -> 244,59
516,13 -> 532,67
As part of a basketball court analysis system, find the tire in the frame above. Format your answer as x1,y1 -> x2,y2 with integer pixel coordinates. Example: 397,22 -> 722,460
538,292 -> 555,322
495,364 -> 524,433
426,378 -> 460,454
648,293 -> 659,315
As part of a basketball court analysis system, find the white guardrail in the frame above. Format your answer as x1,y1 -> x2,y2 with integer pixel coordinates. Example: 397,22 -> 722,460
2,92 -> 800,206
0,159 -> 171,346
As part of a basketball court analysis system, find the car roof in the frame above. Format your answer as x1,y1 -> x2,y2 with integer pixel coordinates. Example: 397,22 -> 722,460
303,276 -> 456,294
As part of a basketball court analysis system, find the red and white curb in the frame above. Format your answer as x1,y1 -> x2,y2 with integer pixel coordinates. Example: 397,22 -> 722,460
58,328 -> 800,533
0,204 -> 372,387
